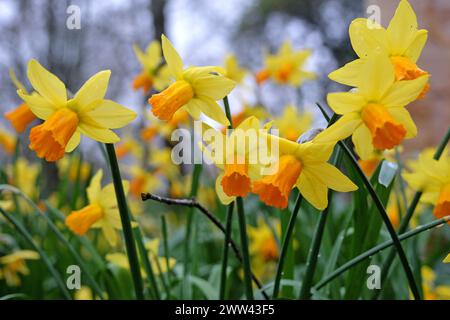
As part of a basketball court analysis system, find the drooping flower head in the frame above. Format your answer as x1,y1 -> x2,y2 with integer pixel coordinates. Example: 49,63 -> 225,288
148,35 -> 235,126
330,0 -> 429,99
65,170 -> 129,246
316,53 -> 428,160
256,41 -> 315,86
132,40 -> 171,93
18,60 -> 136,162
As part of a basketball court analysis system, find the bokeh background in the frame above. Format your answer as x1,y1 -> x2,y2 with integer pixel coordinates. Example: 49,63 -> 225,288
0,0 -> 448,151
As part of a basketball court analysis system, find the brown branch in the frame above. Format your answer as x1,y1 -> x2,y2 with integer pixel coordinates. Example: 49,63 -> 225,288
141,192 -> 270,300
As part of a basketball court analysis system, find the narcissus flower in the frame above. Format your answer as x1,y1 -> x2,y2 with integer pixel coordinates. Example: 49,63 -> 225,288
0,250 -> 39,286
253,125 -> 358,210
256,41 -> 315,86
65,170 -> 129,246
316,53 -> 428,160
4,69 -> 37,133
128,166 -> 162,198
330,0 -> 429,99
223,54 -> 247,84
274,105 -> 312,141
403,148 -> 450,221
148,35 -> 235,126
419,266 -> 450,300
133,40 -> 171,93
0,127 -> 15,154
18,59 -> 136,162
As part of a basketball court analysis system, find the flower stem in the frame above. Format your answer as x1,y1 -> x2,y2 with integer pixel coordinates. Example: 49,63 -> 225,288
315,216 -> 449,291
219,202 -> 234,299
372,126 -> 450,299
273,193 -> 303,298
236,197 -> 254,299
105,143 -> 144,300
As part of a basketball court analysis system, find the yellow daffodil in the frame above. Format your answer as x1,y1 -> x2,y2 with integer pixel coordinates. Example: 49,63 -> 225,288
75,286 -> 93,300
133,40 -> 171,93
141,109 -> 190,142
222,104 -> 270,133
419,266 -> 450,300
18,59 -> 136,162
65,169 -> 129,246
128,166 -> 162,198
253,125 -> 358,210
0,250 -> 39,286
13,158 -> 40,200
256,41 -> 315,86
316,53 -> 428,160
115,136 -> 142,160
403,148 -> 450,221
223,54 -> 247,84
274,105 -> 313,141
0,127 -> 16,155
330,0 -> 429,99
57,154 -> 91,182
4,69 -> 37,133
148,35 -> 235,126
150,148 -> 180,181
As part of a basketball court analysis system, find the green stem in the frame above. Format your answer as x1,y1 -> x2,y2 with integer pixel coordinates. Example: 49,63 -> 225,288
236,197 -> 253,299
273,193 -> 303,298
161,215 -> 172,289
316,104 -> 421,300
315,216 -> 449,291
105,143 -> 144,300
0,207 -> 71,300
372,126 -> 450,299
219,202 -> 234,300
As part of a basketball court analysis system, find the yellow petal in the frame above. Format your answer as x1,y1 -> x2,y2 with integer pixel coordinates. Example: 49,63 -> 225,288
352,124 -> 374,160
314,113 -> 362,144
296,170 -> 328,210
381,75 -> 428,108
74,70 -> 111,109
387,0 -> 418,56
65,131 -> 81,152
161,34 -> 183,79
27,59 -> 67,107
359,53 -> 395,101
328,59 -> 364,87
349,18 -> 389,58
307,163 -> 358,192
405,29 -> 428,63
87,169 -> 103,204
85,100 -> 137,129
389,107 -> 417,138
9,68 -> 28,93
215,174 -> 235,205
197,96 -> 230,126
17,90 -> 56,120
444,253 -> 450,264
102,223 -> 118,246
327,92 -> 367,114
78,123 -> 120,143
192,74 -> 236,101
184,99 -> 203,119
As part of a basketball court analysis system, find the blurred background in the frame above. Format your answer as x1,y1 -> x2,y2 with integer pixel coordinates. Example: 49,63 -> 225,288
0,0 -> 447,151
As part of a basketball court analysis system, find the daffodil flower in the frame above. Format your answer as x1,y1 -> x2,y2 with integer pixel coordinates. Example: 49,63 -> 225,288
148,35 -> 235,126
223,54 -> 247,84
65,169 -> 129,246
4,69 -> 37,133
444,254 -> 450,264
133,40 -> 171,93
0,250 -> 39,286
315,53 -> 428,160
403,148 -> 450,221
18,59 -> 137,162
419,266 -> 450,300
330,0 -> 429,99
273,105 -> 313,141
256,41 -> 315,86
128,165 -> 162,198
253,126 -> 358,210
0,127 -> 16,155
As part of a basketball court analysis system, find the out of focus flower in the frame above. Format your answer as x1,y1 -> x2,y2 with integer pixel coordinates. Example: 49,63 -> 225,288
253,124 -> 357,210
419,266 -> 450,300
403,148 -> 450,221
115,137 -> 142,160
13,158 -> 40,200
19,59 -> 136,162
129,166 -> 162,198
57,154 -> 91,182
148,35 -> 235,126
151,148 -> 180,181
256,41 -> 315,86
75,286 -> 93,300
273,105 -> 312,141
0,127 -> 16,155
331,0 -> 429,99
223,54 -> 247,84
4,69 -> 37,133
0,250 -> 39,286
133,40 -> 171,93
444,254 -> 450,263
316,53 -> 428,160
66,170 -> 129,246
